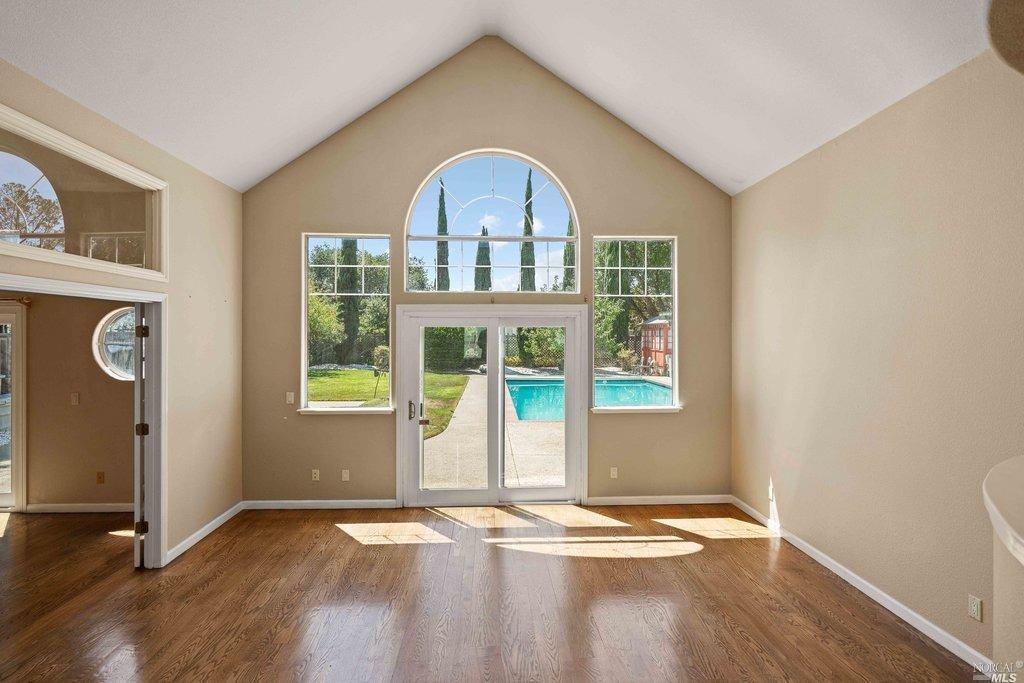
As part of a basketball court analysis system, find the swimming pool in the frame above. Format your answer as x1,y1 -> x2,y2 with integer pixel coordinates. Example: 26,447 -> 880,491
505,378 -> 672,420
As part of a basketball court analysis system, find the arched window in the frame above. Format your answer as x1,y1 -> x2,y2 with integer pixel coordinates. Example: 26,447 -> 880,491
406,151 -> 578,293
0,151 -> 65,252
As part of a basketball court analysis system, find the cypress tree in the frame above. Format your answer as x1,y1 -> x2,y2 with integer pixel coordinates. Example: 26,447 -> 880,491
520,169 -> 535,292
474,226 -> 491,291
337,238 -> 360,363
436,178 -> 450,291
562,217 -> 575,291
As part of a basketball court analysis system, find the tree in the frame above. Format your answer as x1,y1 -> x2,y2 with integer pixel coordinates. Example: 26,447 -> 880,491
408,256 -> 431,291
474,225 -> 491,291
562,216 -> 575,291
0,181 -> 64,248
307,295 -> 344,365
593,297 -> 627,365
519,169 -> 535,292
523,327 -> 565,368
336,239 -> 360,363
436,178 -> 450,291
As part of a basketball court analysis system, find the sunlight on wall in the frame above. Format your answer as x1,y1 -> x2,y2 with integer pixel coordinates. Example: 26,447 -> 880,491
336,522 -> 454,545
654,518 -> 778,539
483,535 -> 702,558
514,505 -> 630,528
431,507 -> 536,528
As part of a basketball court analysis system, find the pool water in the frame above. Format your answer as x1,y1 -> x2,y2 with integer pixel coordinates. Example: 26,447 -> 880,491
506,378 -> 672,420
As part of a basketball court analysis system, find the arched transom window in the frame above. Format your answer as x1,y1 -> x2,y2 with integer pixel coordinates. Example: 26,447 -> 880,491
406,151 -> 578,293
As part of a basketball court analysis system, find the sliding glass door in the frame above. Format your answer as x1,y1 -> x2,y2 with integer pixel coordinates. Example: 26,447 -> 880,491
398,306 -> 584,507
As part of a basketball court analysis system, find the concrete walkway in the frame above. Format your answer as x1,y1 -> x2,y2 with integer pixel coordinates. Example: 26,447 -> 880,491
421,374 -> 565,490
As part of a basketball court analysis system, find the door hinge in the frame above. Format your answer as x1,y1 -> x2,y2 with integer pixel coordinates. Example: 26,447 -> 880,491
135,423 -> 150,436
135,324 -> 150,338
134,520 -> 149,535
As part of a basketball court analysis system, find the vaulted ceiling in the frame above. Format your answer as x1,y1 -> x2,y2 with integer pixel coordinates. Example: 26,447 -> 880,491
0,1 -> 990,194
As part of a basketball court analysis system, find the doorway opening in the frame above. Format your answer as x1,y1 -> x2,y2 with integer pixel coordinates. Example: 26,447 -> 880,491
397,305 -> 587,507
0,275 -> 164,568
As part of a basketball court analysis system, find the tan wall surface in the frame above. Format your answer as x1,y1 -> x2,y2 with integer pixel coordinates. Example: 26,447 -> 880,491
1,291 -> 134,504
242,37 -> 732,501
0,59 -> 244,548
732,51 -> 1024,656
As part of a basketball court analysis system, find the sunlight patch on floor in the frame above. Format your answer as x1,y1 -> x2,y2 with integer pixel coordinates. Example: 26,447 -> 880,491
432,507 -> 536,528
336,522 -> 454,545
0,512 -> 7,538
108,529 -> 135,538
484,535 -> 701,558
514,504 -> 630,528
654,517 -> 778,539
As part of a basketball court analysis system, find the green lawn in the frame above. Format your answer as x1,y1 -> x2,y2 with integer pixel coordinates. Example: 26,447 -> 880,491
307,369 -> 468,437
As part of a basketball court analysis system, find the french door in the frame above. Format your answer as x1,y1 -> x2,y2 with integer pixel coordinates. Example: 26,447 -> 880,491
397,305 -> 586,507
0,305 -> 25,510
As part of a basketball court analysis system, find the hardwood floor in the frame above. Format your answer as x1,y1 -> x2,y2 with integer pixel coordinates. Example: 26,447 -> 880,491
0,505 -> 973,681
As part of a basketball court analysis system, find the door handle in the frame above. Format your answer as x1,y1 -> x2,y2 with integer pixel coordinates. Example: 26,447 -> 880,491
408,400 -> 415,420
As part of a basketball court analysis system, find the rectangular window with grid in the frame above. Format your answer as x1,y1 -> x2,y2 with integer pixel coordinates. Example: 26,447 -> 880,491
593,237 -> 676,408
303,234 -> 390,409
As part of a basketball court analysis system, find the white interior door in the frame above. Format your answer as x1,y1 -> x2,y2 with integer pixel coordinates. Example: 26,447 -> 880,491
398,305 -> 585,507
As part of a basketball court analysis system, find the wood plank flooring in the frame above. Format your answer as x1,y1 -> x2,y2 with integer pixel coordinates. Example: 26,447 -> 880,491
0,505 -> 974,681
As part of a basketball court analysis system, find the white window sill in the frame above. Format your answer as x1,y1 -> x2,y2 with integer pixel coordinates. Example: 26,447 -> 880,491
297,407 -> 395,416
590,404 -> 685,414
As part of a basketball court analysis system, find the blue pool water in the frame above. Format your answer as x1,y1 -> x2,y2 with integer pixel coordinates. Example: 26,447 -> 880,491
506,378 -> 672,420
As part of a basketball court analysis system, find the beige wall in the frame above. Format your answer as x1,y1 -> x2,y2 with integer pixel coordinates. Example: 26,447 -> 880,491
242,37 -> 732,501
1,291 -> 134,504
0,59 -> 244,548
732,51 -> 1024,656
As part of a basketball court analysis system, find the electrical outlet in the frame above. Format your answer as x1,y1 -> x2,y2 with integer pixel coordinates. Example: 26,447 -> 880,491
311,468 -> 320,482
342,469 -> 350,482
70,392 -> 80,406
286,391 -> 295,405
610,467 -> 618,479
968,594 -> 983,622
96,471 -> 105,484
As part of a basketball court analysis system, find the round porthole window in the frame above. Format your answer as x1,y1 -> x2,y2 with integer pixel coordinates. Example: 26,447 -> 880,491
93,307 -> 135,381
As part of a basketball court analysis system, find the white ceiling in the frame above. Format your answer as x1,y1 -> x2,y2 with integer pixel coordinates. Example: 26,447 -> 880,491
0,1 -> 990,194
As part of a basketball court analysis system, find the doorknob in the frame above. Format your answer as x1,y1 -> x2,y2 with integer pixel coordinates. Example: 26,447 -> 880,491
408,401 -> 415,420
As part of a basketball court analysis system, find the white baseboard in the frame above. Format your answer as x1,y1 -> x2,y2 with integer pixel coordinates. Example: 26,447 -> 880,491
729,496 -> 992,672
164,500 -> 244,566
26,503 -> 133,513
244,499 -> 399,510
585,494 -> 733,506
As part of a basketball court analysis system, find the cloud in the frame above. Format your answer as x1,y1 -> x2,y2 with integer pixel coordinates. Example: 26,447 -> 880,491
479,213 -> 501,230
517,216 -> 546,234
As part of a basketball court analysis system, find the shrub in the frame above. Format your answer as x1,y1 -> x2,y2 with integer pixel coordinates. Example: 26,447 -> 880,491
373,345 -> 390,372
616,347 -> 637,371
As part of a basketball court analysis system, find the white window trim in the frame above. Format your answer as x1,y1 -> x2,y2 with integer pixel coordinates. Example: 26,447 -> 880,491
0,103 -> 169,282
92,306 -> 135,381
0,302 -> 27,511
299,232 -> 393,413
592,235 -> 682,412
402,148 -> 581,294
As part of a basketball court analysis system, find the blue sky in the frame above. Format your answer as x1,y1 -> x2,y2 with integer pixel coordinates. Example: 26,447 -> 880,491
0,152 -> 61,203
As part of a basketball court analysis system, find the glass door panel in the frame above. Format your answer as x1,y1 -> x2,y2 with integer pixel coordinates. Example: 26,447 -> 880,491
419,326 -> 489,491
501,326 -> 566,490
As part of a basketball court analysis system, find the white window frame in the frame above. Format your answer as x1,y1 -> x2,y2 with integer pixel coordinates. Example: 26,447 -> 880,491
403,149 -> 580,294
0,103 -> 168,282
591,235 -> 682,414
299,232 -> 394,415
